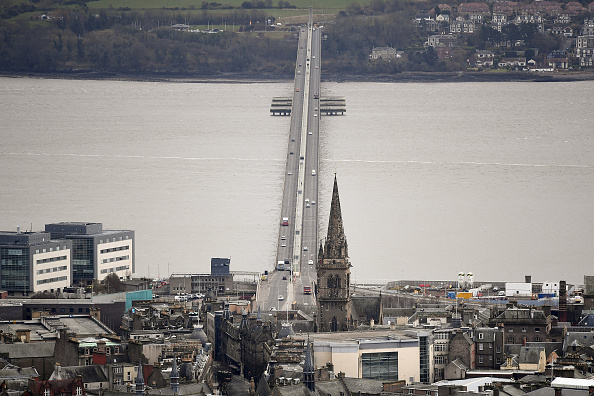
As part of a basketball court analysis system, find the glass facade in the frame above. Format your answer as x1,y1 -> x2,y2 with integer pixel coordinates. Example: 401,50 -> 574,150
419,335 -> 430,383
1,247 -> 30,291
72,239 -> 95,284
362,352 -> 398,381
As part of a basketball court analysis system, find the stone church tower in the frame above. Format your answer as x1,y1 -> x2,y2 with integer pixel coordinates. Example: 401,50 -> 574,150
317,175 -> 352,332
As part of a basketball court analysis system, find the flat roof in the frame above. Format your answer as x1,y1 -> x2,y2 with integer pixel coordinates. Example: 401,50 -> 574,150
297,328 -> 419,343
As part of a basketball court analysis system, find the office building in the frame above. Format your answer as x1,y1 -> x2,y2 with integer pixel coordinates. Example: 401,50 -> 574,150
45,222 -> 134,284
0,229 -> 72,296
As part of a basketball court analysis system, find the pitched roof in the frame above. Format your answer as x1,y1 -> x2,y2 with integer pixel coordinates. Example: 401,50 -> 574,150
519,347 -> 544,364
49,365 -> 108,383
0,343 -> 55,359
341,377 -> 384,395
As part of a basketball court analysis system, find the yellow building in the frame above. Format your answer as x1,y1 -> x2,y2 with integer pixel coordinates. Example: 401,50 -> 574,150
305,329 -> 431,383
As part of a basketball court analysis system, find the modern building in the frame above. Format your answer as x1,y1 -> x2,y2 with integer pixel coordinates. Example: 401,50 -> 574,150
317,176 -> 353,332
0,230 -> 72,296
44,222 -> 134,284
310,329 -> 421,382
211,258 -> 230,276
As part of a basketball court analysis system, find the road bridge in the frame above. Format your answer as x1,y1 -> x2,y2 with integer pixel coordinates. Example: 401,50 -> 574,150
257,10 -> 324,314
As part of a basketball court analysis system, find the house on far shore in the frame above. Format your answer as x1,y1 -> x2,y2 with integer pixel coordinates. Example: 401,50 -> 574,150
369,46 -> 402,60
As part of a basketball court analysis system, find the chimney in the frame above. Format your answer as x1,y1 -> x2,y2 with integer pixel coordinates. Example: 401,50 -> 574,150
90,307 -> 101,320
525,276 -> 532,284
370,319 -> 374,328
55,362 -> 61,377
554,388 -> 562,396
16,329 -> 31,343
249,377 -> 255,395
97,340 -> 107,354
17,226 -> 20,234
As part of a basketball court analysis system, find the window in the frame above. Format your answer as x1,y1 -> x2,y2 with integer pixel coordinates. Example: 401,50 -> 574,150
478,355 -> 484,364
362,352 -> 399,381
535,328 -> 541,332
478,333 -> 484,340
534,336 -> 542,342
76,387 -> 82,396
44,389 -> 51,396
479,343 -> 484,351
508,328 -> 513,332
522,328 -> 527,332
496,358 -> 501,364
496,347 -> 501,353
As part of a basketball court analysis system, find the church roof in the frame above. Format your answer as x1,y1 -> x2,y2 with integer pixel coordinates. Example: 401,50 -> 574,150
322,175 -> 348,260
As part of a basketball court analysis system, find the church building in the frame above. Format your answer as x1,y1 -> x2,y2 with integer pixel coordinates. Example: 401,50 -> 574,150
317,175 -> 353,332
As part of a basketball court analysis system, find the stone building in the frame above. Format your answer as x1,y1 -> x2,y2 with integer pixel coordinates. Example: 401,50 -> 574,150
316,176 -> 353,332
490,306 -> 549,345
474,327 -> 504,369
448,331 -> 475,372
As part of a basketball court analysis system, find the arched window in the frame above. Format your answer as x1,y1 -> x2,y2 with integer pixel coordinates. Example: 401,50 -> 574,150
331,317 -> 338,332
327,276 -> 333,288
336,276 -> 341,289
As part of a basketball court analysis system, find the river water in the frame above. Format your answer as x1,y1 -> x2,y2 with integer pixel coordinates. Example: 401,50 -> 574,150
1,77 -> 592,285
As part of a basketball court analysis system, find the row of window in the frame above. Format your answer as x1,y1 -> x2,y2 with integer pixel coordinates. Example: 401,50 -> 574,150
99,235 -> 130,244
37,265 -> 67,275
36,275 -> 67,285
80,346 -> 121,355
435,356 -> 449,365
508,327 -> 540,332
100,265 -> 130,274
43,387 -> 82,396
507,336 -> 542,343
478,355 -> 502,365
100,255 -> 130,264
100,245 -> 130,254
36,255 -> 67,264
35,245 -> 67,254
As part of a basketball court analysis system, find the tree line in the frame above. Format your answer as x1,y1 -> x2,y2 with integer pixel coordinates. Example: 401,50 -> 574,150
0,0 -> 581,75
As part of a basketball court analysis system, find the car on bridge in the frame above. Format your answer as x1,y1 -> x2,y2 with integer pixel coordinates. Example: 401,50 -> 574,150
278,295 -> 284,300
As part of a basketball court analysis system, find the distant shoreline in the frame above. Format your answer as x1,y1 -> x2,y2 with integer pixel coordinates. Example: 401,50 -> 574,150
2,70 -> 594,83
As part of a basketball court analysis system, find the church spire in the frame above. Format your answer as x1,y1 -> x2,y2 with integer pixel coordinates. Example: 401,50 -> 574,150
135,361 -> 144,396
323,174 -> 348,259
303,336 -> 315,392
